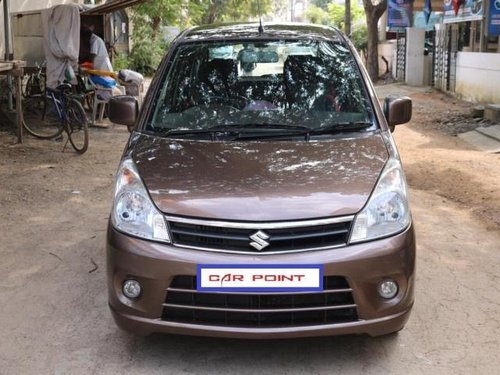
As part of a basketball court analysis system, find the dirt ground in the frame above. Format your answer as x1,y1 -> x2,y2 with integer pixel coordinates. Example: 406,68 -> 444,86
1,84 -> 500,374
376,84 -> 500,230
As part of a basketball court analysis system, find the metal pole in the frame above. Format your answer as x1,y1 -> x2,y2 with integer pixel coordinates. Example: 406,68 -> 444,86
3,0 -> 12,60
13,64 -> 23,143
3,0 -> 13,110
481,1 -> 489,53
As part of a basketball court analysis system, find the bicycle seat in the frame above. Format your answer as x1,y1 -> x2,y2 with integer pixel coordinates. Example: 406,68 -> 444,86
56,83 -> 73,92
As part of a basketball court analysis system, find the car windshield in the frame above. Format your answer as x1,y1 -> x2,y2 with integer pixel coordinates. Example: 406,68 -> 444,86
148,39 -> 376,135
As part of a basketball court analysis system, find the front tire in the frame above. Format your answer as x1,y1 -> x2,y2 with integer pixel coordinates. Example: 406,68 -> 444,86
66,98 -> 89,154
22,94 -> 64,139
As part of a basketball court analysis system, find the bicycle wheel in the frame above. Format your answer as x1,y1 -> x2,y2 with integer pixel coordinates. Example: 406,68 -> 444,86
23,74 -> 45,98
66,98 -> 89,154
22,94 -> 64,139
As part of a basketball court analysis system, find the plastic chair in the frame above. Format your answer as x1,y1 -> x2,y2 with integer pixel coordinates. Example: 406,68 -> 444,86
88,76 -> 125,126
119,81 -> 144,107
117,69 -> 145,107
92,87 -> 112,126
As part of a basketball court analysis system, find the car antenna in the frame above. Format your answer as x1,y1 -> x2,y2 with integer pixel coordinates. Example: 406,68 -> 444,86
257,0 -> 264,33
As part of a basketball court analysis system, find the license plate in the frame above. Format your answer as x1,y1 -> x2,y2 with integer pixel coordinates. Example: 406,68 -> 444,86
197,264 -> 324,292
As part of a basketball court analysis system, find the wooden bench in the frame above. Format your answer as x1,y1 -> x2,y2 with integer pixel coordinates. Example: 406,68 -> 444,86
0,60 -> 27,143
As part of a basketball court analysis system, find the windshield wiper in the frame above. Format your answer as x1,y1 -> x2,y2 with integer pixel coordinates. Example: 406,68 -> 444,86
156,123 -> 311,138
159,128 -> 225,137
308,121 -> 373,135
234,121 -> 374,140
155,122 -> 373,140
156,126 -> 243,138
214,123 -> 312,141
207,123 -> 311,131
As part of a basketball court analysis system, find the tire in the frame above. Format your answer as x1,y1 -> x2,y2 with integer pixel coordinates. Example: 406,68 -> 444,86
22,94 -> 64,139
23,74 -> 45,98
66,98 -> 89,154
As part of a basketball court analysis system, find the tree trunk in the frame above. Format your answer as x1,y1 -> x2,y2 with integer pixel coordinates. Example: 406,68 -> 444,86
203,1 -> 218,24
365,14 -> 379,81
151,15 -> 161,41
345,0 -> 351,36
362,0 -> 387,82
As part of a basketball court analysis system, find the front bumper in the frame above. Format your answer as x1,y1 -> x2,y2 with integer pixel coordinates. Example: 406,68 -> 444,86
107,224 -> 416,338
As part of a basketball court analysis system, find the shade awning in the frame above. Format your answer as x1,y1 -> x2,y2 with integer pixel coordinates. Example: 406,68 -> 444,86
81,0 -> 147,15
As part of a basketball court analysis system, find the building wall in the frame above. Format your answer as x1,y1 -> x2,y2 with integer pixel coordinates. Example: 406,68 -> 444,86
455,52 -> 500,103
0,0 -> 79,59
379,40 -> 396,77
405,27 -> 425,85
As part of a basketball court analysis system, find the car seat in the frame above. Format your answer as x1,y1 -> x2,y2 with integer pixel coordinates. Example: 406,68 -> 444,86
198,58 -> 239,100
283,55 -> 321,110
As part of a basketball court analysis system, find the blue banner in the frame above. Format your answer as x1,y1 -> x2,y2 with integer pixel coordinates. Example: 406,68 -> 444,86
423,0 -> 433,25
414,11 -> 443,31
489,0 -> 500,36
443,0 -> 483,23
388,0 -> 413,28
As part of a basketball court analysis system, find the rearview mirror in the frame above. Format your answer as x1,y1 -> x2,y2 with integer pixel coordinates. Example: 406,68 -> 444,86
239,49 -> 279,64
383,96 -> 412,132
109,96 -> 138,131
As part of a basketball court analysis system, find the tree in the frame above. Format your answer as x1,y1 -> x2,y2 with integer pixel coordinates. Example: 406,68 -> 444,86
345,0 -> 351,36
127,13 -> 170,75
127,0 -> 272,74
350,24 -> 368,61
135,0 -> 184,39
325,2 -> 365,30
134,0 -> 271,34
311,0 -> 332,11
362,0 -> 387,81
270,0 -> 290,22
194,0 -> 272,24
305,4 -> 329,25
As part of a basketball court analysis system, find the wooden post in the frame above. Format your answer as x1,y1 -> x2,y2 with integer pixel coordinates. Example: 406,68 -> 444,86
13,65 -> 24,143
0,60 -> 25,142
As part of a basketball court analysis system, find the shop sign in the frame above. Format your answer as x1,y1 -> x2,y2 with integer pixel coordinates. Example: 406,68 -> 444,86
489,0 -> 500,36
388,0 -> 413,28
443,0 -> 483,23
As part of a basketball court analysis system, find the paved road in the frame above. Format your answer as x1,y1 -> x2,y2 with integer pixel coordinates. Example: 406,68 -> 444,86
1,84 -> 499,374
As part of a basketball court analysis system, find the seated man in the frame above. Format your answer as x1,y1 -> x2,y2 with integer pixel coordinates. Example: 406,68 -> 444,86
80,26 -> 112,72
80,26 -> 122,101
312,83 -> 341,112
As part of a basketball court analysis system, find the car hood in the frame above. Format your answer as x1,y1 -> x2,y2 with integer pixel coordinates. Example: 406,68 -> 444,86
132,134 -> 388,221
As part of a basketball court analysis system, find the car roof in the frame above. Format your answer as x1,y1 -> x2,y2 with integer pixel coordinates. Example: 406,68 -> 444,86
181,23 -> 344,43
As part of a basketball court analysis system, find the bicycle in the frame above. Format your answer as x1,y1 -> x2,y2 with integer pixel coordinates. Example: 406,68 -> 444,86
22,61 -> 46,98
23,83 -> 89,154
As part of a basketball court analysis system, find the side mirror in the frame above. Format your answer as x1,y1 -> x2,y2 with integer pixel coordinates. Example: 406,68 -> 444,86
383,96 -> 412,132
108,96 -> 138,130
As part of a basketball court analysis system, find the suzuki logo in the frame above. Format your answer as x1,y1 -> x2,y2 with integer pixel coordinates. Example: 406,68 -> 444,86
249,230 -> 270,251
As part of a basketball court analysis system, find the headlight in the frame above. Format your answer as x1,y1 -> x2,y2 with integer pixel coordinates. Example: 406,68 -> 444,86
111,158 -> 171,242
350,158 -> 410,243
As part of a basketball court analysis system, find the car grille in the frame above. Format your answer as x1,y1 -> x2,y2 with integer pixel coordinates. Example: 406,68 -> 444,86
161,276 -> 358,328
167,217 -> 352,254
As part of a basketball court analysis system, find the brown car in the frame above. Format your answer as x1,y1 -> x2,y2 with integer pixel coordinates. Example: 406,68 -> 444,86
107,23 -> 415,338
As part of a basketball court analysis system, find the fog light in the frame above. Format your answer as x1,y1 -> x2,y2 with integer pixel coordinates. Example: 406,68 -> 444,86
378,280 -> 398,299
123,279 -> 141,299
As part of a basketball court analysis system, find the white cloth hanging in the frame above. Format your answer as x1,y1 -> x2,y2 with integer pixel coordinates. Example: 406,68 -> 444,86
41,4 -> 80,89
